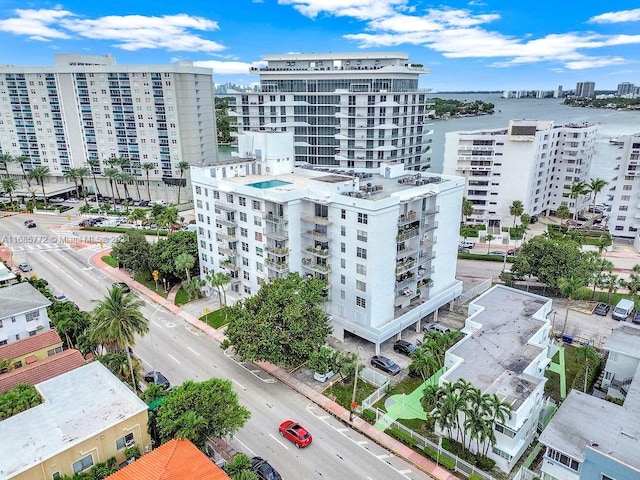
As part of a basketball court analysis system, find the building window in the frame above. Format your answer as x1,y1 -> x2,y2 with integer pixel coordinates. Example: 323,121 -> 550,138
242,242 -> 249,252
52,472 -> 61,479
341,226 -> 346,236
357,212 -> 368,224
546,448 -> 579,471
356,264 -> 366,275
240,212 -> 247,222
255,232 -> 263,242
195,186 -> 201,194
495,423 -> 517,438
491,446 -> 513,461
240,228 -> 248,237
341,258 -> 346,268
116,432 -> 134,451
227,193 -> 234,202
356,296 -> 366,308
239,196 -> 246,206
254,216 -> 262,226
25,310 -> 40,322
256,247 -> 263,257
357,230 -> 367,242
356,247 -> 367,259
341,242 -> 346,253
356,280 -> 366,292
341,209 -> 346,219
252,200 -> 261,210
242,257 -> 249,267
72,454 -> 94,474
341,275 -> 346,285
622,184 -> 632,191
243,271 -> 250,280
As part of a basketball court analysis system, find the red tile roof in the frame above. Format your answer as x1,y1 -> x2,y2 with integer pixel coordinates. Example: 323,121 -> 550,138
0,330 -> 62,361
106,439 -> 231,480
0,349 -> 85,393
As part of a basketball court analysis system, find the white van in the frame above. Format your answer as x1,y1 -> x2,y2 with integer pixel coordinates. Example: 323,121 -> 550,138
612,299 -> 635,321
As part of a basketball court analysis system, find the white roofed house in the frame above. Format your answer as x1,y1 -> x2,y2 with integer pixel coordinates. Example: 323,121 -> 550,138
0,282 -> 52,346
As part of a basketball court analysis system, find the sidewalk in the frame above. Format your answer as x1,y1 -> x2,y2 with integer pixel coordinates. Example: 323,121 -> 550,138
89,250 -> 459,480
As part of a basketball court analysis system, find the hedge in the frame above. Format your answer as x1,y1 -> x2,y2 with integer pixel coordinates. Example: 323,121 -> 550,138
458,253 -> 514,262
424,445 -> 455,470
387,426 -> 419,448
80,226 -> 169,236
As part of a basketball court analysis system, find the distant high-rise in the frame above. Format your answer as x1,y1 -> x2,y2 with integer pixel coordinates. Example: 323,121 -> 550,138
575,81 -> 595,98
617,82 -> 635,96
233,52 -> 433,171
0,54 -> 217,202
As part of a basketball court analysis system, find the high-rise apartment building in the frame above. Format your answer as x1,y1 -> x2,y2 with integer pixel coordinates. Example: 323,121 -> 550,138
443,120 -> 597,229
617,82 -> 635,97
608,133 -> 640,239
575,81 -> 595,98
191,131 -> 464,350
0,54 -> 217,202
232,52 -> 433,172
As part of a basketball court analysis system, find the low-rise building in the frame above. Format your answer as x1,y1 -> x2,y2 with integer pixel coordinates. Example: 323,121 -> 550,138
438,285 -> 555,473
0,361 -> 151,480
0,282 -> 52,345
191,130 -> 464,351
0,329 -> 63,371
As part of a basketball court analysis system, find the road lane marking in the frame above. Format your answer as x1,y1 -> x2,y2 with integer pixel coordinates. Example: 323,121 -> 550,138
357,441 -> 369,445
35,252 -> 83,287
233,437 -> 256,456
269,433 -> 289,450
376,454 -> 390,459
152,320 -> 163,328
54,250 -> 101,283
138,355 -> 150,367
167,353 -> 181,364
232,379 -> 246,391
188,346 -> 200,356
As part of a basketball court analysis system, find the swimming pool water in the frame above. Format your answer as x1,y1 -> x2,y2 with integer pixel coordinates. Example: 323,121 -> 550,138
247,180 -> 292,189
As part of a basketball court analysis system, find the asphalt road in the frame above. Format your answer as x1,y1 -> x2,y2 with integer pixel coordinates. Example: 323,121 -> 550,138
0,213 -> 433,480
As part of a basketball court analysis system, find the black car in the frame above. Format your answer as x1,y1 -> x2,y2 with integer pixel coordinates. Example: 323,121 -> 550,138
24,220 -> 36,228
370,355 -> 401,375
393,340 -> 417,356
112,282 -> 131,293
594,303 -> 610,316
144,371 -> 170,389
632,311 -> 640,325
251,457 -> 282,480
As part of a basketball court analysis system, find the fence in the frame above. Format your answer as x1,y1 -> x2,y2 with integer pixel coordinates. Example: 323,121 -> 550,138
456,278 -> 492,306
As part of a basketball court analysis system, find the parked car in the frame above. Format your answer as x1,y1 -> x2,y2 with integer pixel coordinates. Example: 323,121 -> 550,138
18,262 -> 32,272
112,282 -> 130,293
24,220 -> 36,228
251,457 -> 282,480
50,197 -> 64,202
632,311 -> 640,325
577,214 -> 589,222
530,215 -> 538,224
507,247 -> 522,256
612,299 -> 635,321
53,293 -> 69,302
458,246 -> 470,254
65,198 -> 80,203
459,240 -> 475,249
370,355 -> 401,375
313,370 -> 335,382
144,371 -> 170,389
278,420 -> 312,448
593,303 -> 610,316
393,339 -> 417,356
489,250 -> 507,257
423,322 -> 452,334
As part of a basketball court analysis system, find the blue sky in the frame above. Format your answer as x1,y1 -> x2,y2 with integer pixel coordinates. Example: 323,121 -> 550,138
0,1 -> 639,92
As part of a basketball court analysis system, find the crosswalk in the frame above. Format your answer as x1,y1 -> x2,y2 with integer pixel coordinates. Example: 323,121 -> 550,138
10,243 -> 70,252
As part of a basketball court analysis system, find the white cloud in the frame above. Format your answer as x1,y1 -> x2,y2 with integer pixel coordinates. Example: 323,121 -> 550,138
0,8 -> 73,40
277,0 -> 404,21
193,60 -> 266,75
589,8 -> 640,24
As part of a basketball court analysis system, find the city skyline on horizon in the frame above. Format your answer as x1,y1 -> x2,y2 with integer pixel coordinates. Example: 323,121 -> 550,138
0,1 -> 639,91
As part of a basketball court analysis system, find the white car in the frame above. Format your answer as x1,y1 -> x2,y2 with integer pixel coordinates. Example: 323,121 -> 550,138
459,240 -> 475,249
65,198 -> 80,203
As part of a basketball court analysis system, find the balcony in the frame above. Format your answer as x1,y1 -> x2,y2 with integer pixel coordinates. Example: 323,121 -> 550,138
397,228 -> 420,242
422,207 -> 440,218
422,222 -> 438,232
215,200 -> 235,211
264,258 -> 289,272
302,259 -> 331,273
396,258 -> 417,274
265,213 -> 288,225
217,231 -> 237,241
219,246 -> 237,255
302,215 -> 331,226
220,260 -> 240,271
395,274 -> 416,289
398,211 -> 419,226
303,229 -> 331,242
265,246 -> 289,256
216,215 -> 237,227
265,230 -> 289,241
396,244 -> 419,258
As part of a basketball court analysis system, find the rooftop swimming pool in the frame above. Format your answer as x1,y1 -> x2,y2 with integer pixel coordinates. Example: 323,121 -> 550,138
247,179 -> 292,189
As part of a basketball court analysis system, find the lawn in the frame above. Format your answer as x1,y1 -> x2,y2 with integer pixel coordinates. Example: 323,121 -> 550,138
324,378 -> 377,410
174,287 -> 188,306
133,273 -> 168,299
200,309 -> 229,329
544,344 -> 584,402
101,255 -> 118,268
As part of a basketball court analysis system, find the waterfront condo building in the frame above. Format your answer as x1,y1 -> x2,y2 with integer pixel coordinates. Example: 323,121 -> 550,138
575,81 -> 595,98
191,131 -> 464,350
608,132 -> 640,241
0,54 -> 217,202
443,120 -> 597,231
232,52 -> 433,172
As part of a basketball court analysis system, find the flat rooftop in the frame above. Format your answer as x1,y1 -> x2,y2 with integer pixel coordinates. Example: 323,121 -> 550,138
604,323 -> 640,356
0,361 -> 148,479
445,286 -> 549,410
539,390 -> 640,470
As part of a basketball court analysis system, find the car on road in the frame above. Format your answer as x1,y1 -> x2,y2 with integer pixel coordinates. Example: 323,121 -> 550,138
278,420 -> 312,448
144,371 -> 170,389
593,303 -> 610,316
24,220 -> 36,228
18,263 -> 32,272
633,311 -> 640,325
50,197 -> 65,203
251,457 -> 282,480
53,293 -> 69,302
458,246 -> 470,253
370,355 -> 401,375
507,247 -> 522,256
459,240 -> 475,249
65,198 -> 79,203
393,339 -> 417,356
489,250 -> 507,257
112,282 -> 131,293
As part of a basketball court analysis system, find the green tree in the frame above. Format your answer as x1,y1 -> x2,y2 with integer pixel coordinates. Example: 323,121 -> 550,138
149,230 -> 198,282
1,178 -> 19,210
141,382 -> 169,404
127,207 -> 148,228
590,257 -> 614,299
0,152 -> 11,179
575,345 -> 600,393
604,273 -> 622,304
556,204 -> 570,224
587,177 -> 608,216
307,346 -> 336,377
90,286 -> 149,390
155,379 -> 250,449
176,160 -> 190,205
557,277 -> 590,334
627,266 -> 640,308
27,165 -> 50,206
223,272 -> 332,367
175,252 -> 196,281
224,453 -> 258,480
48,302 -> 91,348
64,167 -> 85,200
182,277 -> 205,301
12,155 -> 31,187
484,234 -> 494,254
86,159 -> 102,198
461,197 -> 474,222
98,352 -> 143,387
509,200 -> 524,227
142,162 -> 155,201
103,167 -> 121,206
207,270 -> 231,306
569,181 -> 589,220
117,171 -> 134,201
110,230 -> 153,275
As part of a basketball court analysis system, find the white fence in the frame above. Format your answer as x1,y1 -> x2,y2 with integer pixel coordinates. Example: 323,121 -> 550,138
456,278 -> 492,306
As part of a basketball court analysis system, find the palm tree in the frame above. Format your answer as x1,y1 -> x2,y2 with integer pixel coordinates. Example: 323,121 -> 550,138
0,153 -> 11,178
175,253 -> 196,282
484,234 -> 494,254
461,197 -> 474,223
75,166 -> 90,202
605,273 -> 621,304
627,265 -> 640,308
557,277 -> 590,334
207,271 -> 231,306
575,345 -> 600,393
131,167 -> 143,201
12,155 -> 31,187
509,200 -> 524,227
86,159 -> 102,198
27,165 -> 50,207
127,208 -> 147,228
117,171 -> 134,201
556,204 -> 570,224
569,181 -> 589,220
1,178 -> 19,211
172,410 -> 208,443
176,160 -> 190,205
64,168 -> 83,200
587,178 -> 608,217
141,162 -> 155,201
103,167 -> 121,207
90,286 -> 149,390
591,258 -> 614,299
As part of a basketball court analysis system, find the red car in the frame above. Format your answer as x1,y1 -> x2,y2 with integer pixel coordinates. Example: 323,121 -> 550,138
278,420 -> 312,448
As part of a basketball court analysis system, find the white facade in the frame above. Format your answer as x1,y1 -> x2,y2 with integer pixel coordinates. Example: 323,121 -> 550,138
191,131 -> 464,350
608,133 -> 640,239
575,81 -> 595,98
233,52 -> 433,172
0,282 -> 52,345
443,120 -> 597,228
439,285 -> 554,473
0,54 -> 217,202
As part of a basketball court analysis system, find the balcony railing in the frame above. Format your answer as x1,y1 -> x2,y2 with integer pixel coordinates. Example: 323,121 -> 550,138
304,230 -> 331,242
265,230 -> 289,241
302,215 -> 331,226
302,260 -> 331,273
397,228 -> 420,242
265,214 -> 288,225
398,211 -> 419,226
220,260 -> 240,271
219,246 -> 237,255
214,200 -> 235,211
306,247 -> 330,258
265,246 -> 289,256
396,259 -> 417,274
264,258 -> 289,272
